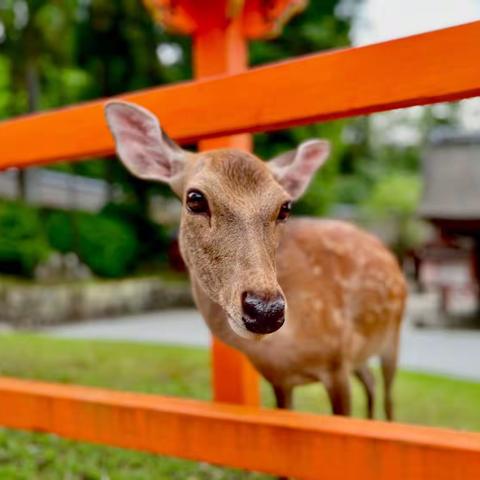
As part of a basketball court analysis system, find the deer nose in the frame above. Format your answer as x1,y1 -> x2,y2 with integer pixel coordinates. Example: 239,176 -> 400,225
241,291 -> 285,334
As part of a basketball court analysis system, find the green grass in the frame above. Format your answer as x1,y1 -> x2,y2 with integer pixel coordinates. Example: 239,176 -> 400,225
0,334 -> 478,479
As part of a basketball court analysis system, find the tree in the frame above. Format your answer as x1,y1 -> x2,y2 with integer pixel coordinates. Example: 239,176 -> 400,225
0,0 -> 78,196
71,0 -> 191,208
251,0 -> 355,215
362,172 -> 424,259
0,0 -> 80,112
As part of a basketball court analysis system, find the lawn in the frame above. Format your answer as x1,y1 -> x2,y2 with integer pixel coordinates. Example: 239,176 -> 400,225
0,334 -> 478,479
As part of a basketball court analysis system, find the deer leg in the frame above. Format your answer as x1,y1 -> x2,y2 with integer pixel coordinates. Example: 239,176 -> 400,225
381,331 -> 400,421
325,370 -> 351,416
381,354 -> 397,421
273,385 -> 293,410
354,364 -> 375,419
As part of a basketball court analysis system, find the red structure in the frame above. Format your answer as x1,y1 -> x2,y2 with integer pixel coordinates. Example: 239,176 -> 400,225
144,0 -> 307,38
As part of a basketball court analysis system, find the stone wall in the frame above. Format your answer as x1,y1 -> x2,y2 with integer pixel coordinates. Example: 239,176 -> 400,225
0,277 -> 193,328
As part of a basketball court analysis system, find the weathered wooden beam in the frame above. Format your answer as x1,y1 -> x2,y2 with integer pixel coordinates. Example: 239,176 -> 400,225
0,21 -> 479,169
0,377 -> 479,479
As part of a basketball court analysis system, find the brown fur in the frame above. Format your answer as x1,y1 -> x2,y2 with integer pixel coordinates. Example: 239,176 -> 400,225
183,152 -> 406,419
104,101 -> 406,419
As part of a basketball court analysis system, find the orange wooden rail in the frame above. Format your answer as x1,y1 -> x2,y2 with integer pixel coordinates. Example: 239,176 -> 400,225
0,376 -> 479,480
0,21 -> 479,169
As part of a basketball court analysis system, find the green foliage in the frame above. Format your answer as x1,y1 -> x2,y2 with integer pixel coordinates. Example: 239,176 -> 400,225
76,214 -> 138,278
0,0 -> 77,115
69,0 -> 193,216
45,211 -> 75,253
1,199 -> 170,279
0,201 -> 50,276
362,173 -> 425,258
363,173 -> 421,218
333,111 -> 428,221
0,56 -> 11,117
334,174 -> 371,205
46,210 -> 139,278
101,202 -> 170,263
251,0 -> 353,215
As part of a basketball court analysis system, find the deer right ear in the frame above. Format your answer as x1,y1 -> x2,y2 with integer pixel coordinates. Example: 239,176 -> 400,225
104,101 -> 185,187
268,139 -> 330,200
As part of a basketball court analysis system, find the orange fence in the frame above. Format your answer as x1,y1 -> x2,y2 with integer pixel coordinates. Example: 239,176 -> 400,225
1,21 -> 479,168
0,20 -> 480,479
0,377 -> 479,480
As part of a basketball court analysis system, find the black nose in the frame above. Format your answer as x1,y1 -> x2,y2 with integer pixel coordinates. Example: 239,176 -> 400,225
241,291 -> 285,334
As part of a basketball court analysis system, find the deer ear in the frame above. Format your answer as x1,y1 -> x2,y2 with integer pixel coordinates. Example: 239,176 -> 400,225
268,140 -> 330,200
104,101 -> 185,186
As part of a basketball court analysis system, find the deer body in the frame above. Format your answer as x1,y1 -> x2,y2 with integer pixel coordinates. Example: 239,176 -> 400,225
105,101 -> 406,418
192,218 -> 405,415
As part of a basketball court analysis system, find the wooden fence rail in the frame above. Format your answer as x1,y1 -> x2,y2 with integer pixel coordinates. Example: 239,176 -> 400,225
0,21 -> 479,169
0,377 -> 479,480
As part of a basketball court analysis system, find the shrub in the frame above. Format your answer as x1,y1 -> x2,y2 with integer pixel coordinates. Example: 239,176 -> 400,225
362,173 -> 426,259
363,173 -> 421,218
101,202 -> 170,261
0,201 -> 50,276
46,211 -> 76,253
46,211 -> 139,278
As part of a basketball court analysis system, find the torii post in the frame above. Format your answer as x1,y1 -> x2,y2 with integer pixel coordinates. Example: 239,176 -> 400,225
144,0 -> 307,406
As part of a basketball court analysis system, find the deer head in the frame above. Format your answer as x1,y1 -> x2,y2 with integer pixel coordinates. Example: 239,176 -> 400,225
105,101 -> 330,339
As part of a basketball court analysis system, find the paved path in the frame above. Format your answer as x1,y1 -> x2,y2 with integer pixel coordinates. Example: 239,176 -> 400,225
400,324 -> 480,380
46,309 -> 211,347
44,302 -> 480,381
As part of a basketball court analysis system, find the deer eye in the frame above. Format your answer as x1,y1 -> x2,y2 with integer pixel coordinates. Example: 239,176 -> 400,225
277,201 -> 292,222
186,189 -> 209,215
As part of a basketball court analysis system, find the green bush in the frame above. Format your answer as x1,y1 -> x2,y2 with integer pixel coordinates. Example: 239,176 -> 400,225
46,211 -> 139,278
363,173 -> 421,217
78,214 -> 139,278
101,202 -> 170,262
362,173 -> 425,259
46,211 -> 76,253
0,201 -> 50,276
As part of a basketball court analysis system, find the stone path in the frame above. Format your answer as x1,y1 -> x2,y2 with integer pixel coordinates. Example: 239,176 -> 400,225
44,297 -> 480,381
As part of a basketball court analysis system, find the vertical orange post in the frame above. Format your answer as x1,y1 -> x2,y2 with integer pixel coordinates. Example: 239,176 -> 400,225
194,18 -> 260,406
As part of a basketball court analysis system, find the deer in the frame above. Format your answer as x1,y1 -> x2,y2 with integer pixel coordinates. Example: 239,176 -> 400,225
104,100 -> 407,420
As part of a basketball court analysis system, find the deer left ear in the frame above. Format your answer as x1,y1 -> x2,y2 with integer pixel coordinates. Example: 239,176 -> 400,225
104,101 -> 186,193
268,140 -> 330,200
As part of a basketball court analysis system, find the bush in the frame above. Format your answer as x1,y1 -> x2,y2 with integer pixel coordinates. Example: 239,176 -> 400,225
46,211 -> 139,278
46,211 -> 76,253
0,201 -> 50,276
101,202 -> 170,262
361,173 -> 425,259
363,173 -> 421,217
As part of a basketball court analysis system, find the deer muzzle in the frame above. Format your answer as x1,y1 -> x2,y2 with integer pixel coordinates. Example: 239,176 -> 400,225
241,291 -> 286,334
